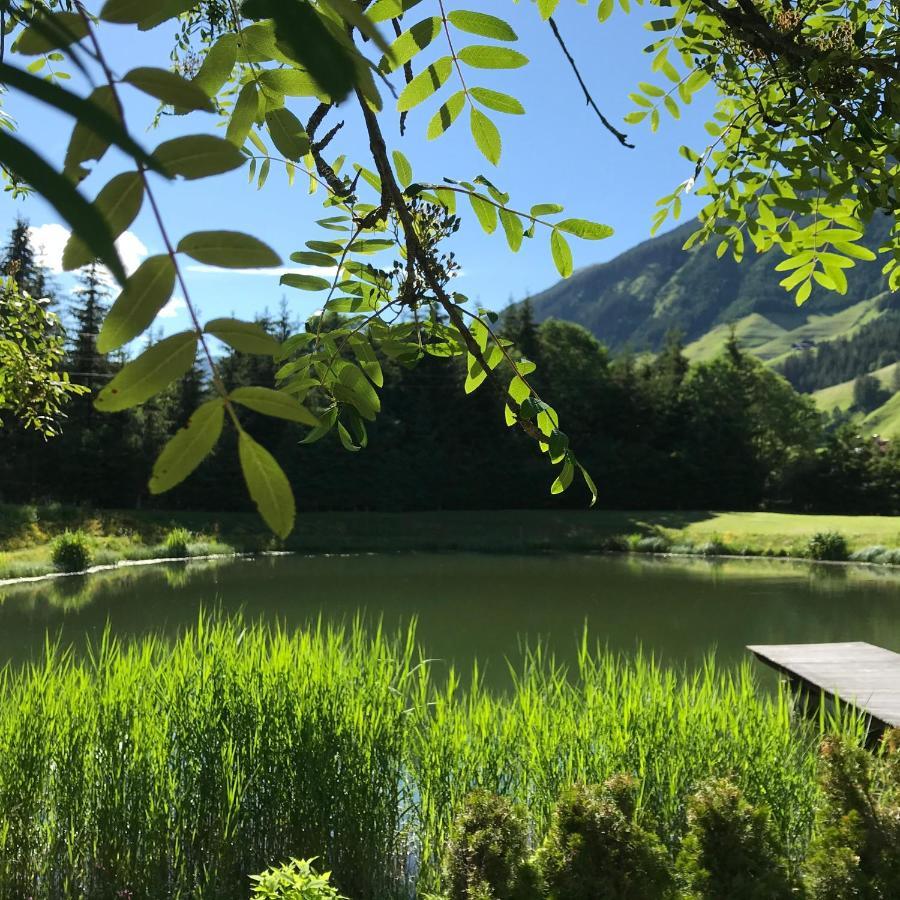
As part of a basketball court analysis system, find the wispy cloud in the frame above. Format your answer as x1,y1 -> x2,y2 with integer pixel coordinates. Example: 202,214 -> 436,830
185,264 -> 337,278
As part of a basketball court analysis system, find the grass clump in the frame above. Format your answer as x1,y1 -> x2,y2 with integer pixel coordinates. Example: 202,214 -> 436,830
805,531 -> 849,561
250,858 -> 345,899
163,526 -> 192,557
633,535 -> 671,554
50,529 -> 92,573
676,778 -> 794,899
538,777 -> 675,900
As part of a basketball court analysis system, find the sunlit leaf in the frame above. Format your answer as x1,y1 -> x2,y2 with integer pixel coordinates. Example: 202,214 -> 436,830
177,231 -> 282,268
204,318 -> 281,355
230,386 -> 319,425
149,399 -> 225,494
95,331 -> 198,412
238,430 -> 295,538
154,134 -> 246,179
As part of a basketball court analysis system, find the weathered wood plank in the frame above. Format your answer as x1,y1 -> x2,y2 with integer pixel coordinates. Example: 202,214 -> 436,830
747,641 -> 900,733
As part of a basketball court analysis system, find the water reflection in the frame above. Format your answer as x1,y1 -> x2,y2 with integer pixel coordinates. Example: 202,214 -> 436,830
1,553 -> 899,680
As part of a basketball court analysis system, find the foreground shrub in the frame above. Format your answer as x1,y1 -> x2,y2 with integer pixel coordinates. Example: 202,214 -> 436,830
444,791 -> 541,900
250,858 -> 345,899
163,527 -> 192,557
50,529 -> 92,572
676,778 -> 793,899
538,777 -> 675,900
804,732 -> 900,898
805,531 -> 849,561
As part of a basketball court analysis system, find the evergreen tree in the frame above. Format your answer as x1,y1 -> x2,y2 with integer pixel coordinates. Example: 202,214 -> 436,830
1,217 -> 51,301
68,263 -> 112,395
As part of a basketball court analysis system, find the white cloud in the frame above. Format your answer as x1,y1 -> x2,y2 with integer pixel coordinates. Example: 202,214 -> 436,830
158,296 -> 186,318
186,264 -> 337,278
29,223 -> 148,278
29,223 -> 69,274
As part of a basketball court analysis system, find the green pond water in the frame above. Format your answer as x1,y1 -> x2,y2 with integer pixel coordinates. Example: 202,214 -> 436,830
1,553 -> 900,680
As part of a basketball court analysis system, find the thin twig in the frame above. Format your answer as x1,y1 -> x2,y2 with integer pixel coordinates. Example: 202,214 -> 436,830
548,16 -> 634,149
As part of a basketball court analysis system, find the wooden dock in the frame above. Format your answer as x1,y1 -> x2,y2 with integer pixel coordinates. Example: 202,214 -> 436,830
747,641 -> 900,741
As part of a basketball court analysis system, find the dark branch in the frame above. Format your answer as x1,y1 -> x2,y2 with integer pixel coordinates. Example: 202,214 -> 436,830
548,16 -> 634,149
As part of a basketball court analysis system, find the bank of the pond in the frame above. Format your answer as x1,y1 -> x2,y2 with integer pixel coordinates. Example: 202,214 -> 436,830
3,504 -> 900,581
0,617 -> 866,899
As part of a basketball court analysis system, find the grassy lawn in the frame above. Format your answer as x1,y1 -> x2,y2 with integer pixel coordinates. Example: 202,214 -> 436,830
2,503 -> 900,580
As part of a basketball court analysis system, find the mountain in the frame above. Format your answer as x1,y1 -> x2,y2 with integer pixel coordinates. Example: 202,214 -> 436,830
526,214 -> 894,352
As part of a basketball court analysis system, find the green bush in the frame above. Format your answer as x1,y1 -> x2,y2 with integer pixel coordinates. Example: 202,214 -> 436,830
250,858 -> 345,899
805,531 -> 849,561
538,777 -> 675,900
163,527 -> 192,557
804,732 -> 900,898
634,535 -> 671,554
50,529 -> 92,573
676,778 -> 793,899
849,545 -> 888,564
444,791 -> 541,900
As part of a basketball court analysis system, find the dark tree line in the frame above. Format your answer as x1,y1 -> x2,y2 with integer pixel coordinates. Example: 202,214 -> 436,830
2,222 -> 900,516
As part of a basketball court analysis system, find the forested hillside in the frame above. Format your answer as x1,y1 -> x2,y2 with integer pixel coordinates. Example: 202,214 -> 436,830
525,216 -> 894,352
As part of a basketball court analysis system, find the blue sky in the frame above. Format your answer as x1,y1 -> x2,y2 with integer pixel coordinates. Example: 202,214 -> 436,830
2,1 -> 714,335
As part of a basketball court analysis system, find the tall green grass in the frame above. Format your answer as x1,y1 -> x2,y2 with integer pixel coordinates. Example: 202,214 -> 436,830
0,618 -> 863,899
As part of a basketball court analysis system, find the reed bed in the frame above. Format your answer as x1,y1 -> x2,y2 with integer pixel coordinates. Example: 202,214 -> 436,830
0,617 -> 862,899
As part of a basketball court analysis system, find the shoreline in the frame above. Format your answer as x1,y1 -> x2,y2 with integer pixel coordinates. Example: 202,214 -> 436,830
2,544 -> 900,590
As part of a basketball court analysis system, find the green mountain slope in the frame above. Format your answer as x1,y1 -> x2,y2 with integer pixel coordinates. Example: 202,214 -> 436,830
527,215 -> 893,352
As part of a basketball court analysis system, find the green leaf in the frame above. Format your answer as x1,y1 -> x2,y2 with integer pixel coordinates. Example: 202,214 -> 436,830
332,362 -> 381,420
531,203 -> 564,217
551,457 -> 574,494
281,273 -> 331,291
98,255 -> 177,353
241,0 -> 357,103
238,430 -> 295,538
100,0 -> 198,29
469,107 -> 501,165
447,10 -> 517,41
71,182 -> 140,275
397,57 -> 453,112
457,46 -> 528,69
226,82 -> 259,147
306,240 -> 343,254
393,150 -> 413,188
499,208 -> 523,252
290,251 -> 336,267
149,399 -> 225,494
468,193 -> 497,233
154,134 -> 246,180
579,463 -> 598,506
14,12 -> 88,55
367,0 -> 426,22
469,87 -> 524,115
383,17 -> 442,71
537,0 -> 560,18
597,0 -> 614,22
555,218 -> 614,240
62,170 -> 143,272
230,386 -> 318,425
177,231 -> 282,268
550,228 -> 573,277
122,67 -> 215,111
95,331 -> 198,412
192,33 -> 238,97
426,90 -> 465,139
204,318 -> 281,355
258,69 -> 324,98
265,107 -> 310,161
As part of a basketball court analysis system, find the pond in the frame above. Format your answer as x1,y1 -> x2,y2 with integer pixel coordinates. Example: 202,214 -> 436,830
3,552 -> 900,680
